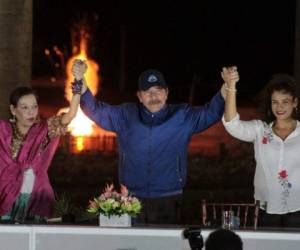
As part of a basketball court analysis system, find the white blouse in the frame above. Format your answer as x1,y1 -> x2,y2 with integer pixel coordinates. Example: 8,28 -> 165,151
222,114 -> 300,214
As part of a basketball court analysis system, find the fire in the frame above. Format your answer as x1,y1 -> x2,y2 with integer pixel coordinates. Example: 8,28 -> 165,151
67,108 -> 94,136
75,136 -> 84,152
62,28 -> 115,152
64,29 -> 98,141
65,30 -> 99,102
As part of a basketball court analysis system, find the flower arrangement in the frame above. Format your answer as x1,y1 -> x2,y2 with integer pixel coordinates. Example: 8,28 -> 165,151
87,184 -> 142,217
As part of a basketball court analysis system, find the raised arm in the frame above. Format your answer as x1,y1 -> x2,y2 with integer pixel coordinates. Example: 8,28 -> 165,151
76,62 -> 123,132
222,67 -> 259,142
61,59 -> 87,125
222,66 -> 239,122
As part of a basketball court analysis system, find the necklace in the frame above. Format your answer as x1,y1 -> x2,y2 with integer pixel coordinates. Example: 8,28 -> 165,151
11,123 -> 26,159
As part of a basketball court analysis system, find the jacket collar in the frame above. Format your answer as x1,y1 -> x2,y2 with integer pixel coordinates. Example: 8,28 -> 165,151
139,104 -> 169,125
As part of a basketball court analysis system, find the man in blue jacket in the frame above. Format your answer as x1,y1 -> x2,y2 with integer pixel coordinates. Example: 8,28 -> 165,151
73,63 -> 226,224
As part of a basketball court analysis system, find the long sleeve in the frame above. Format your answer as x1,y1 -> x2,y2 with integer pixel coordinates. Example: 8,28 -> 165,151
80,89 -> 123,132
222,113 -> 261,142
186,91 -> 225,134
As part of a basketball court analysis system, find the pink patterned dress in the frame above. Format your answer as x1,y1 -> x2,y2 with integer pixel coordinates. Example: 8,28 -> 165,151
0,115 -> 66,222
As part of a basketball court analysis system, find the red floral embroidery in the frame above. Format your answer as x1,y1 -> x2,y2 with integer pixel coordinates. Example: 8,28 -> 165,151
279,170 -> 288,179
262,137 -> 268,144
262,125 -> 273,144
278,169 -> 292,208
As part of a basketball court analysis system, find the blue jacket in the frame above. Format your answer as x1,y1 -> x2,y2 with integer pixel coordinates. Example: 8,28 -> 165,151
80,89 -> 224,198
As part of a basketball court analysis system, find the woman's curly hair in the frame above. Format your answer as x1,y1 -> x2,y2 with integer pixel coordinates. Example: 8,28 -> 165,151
259,74 -> 299,123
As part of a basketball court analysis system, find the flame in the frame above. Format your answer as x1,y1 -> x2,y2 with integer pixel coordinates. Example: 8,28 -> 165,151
64,29 -> 99,151
61,27 -> 115,153
65,31 -> 99,102
68,108 -> 94,136
76,136 -> 84,152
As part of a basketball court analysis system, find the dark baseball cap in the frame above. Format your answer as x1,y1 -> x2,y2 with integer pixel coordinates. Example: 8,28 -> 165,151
138,69 -> 167,91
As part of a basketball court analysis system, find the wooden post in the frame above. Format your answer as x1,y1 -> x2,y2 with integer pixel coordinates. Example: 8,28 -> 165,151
0,0 -> 32,119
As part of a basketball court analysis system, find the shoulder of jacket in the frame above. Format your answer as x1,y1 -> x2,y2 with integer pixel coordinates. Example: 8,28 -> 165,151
168,103 -> 189,111
120,102 -> 138,109
118,103 -> 139,114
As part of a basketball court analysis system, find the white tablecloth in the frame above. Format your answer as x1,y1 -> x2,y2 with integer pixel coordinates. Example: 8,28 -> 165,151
0,225 -> 300,250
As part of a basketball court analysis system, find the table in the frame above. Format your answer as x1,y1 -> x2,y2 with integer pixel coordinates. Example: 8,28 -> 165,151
1,225 -> 300,250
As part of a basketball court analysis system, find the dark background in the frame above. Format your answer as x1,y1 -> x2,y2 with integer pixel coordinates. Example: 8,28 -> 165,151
32,1 -> 294,223
33,0 -> 296,104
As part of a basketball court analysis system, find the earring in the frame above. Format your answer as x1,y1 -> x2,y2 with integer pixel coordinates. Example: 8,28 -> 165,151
9,115 -> 16,123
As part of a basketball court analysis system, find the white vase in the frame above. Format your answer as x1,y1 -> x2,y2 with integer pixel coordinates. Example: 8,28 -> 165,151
99,213 -> 131,227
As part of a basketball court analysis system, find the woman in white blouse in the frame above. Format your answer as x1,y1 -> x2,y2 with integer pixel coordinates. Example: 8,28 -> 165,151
222,67 -> 300,227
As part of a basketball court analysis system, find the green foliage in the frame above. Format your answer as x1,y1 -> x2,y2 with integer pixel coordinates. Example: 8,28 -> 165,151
53,192 -> 73,217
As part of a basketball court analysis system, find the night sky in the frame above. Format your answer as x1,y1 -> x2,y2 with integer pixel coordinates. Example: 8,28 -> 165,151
33,1 -> 296,103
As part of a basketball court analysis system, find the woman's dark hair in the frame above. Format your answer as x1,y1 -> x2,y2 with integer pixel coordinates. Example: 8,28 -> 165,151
259,74 -> 299,123
9,86 -> 38,107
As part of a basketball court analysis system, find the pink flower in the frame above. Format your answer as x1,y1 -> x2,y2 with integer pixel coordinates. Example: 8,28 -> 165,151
88,200 -> 97,209
120,184 -> 129,196
104,183 -> 114,193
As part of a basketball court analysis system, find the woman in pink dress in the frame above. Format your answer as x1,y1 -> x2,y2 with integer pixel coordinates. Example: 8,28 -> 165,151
0,59 -> 86,223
